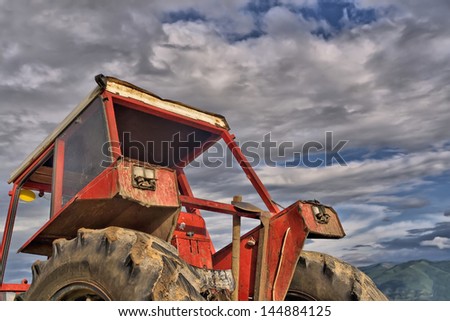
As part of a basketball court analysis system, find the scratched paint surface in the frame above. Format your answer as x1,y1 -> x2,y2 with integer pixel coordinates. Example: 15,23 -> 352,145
118,159 -> 180,207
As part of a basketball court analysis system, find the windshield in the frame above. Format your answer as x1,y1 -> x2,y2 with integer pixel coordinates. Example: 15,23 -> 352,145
56,97 -> 111,207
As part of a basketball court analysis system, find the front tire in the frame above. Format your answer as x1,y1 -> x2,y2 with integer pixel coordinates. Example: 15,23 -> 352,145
22,227 -> 205,301
286,251 -> 388,301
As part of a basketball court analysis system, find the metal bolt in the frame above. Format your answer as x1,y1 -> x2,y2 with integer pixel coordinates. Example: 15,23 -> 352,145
232,195 -> 243,203
246,237 -> 256,247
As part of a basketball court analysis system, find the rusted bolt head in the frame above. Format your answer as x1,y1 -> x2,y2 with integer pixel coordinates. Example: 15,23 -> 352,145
247,237 -> 256,247
232,195 -> 243,203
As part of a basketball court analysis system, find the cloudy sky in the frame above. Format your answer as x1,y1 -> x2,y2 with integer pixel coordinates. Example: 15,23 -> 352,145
1,0 -> 450,283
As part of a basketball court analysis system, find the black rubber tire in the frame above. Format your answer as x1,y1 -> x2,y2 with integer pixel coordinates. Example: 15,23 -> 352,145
22,227 -> 205,301
286,251 -> 388,301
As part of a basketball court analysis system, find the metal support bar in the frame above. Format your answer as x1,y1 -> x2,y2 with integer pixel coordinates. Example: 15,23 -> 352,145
0,283 -> 30,293
253,212 -> 271,300
52,139 -> 65,215
102,92 -> 122,160
1,144 -> 54,286
0,184 -> 19,285
179,195 -> 259,219
231,214 -> 241,300
176,169 -> 201,215
221,131 -> 279,213
231,195 -> 242,300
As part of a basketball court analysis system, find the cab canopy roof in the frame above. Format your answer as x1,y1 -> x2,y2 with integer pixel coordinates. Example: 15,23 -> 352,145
9,75 -> 229,184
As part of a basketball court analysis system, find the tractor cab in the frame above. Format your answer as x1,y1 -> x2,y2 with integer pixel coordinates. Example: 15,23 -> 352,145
5,75 -> 229,258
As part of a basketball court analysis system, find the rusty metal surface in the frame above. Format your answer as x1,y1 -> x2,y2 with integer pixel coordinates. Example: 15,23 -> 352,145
1,143 -> 56,286
0,283 -> 30,293
213,202 -> 316,301
222,131 -> 279,213
213,226 -> 261,301
20,197 -> 181,256
231,214 -> 241,300
231,201 -> 263,213
301,202 -> 346,239
105,76 -> 229,130
28,166 -> 53,185
0,184 -> 19,285
171,212 -> 213,269
179,195 -> 259,219
118,159 -> 179,207
262,203 -> 308,300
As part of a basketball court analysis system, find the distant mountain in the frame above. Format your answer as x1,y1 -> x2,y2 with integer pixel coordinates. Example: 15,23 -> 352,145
360,260 -> 450,300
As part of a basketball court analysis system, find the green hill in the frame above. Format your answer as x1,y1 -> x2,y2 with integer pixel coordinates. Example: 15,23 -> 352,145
360,260 -> 450,300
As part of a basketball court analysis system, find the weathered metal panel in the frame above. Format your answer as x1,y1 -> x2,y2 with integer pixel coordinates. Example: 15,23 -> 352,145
264,203 -> 308,300
301,202 -> 346,239
20,159 -> 181,256
118,159 -> 179,207
172,212 -> 213,269
76,166 -> 119,200
213,202 -> 327,301
106,77 -> 229,129
172,236 -> 213,269
20,197 -> 180,256
212,226 -> 261,301
0,283 -> 29,293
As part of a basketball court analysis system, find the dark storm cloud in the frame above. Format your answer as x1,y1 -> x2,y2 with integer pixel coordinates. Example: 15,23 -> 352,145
408,222 -> 450,237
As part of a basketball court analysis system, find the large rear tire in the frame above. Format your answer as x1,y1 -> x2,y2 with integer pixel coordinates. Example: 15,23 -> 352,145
286,251 -> 388,301
22,227 -> 206,300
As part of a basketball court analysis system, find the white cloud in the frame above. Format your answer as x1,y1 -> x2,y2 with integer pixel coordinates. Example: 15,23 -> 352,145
128,4 -> 450,156
421,237 -> 450,250
0,64 -> 62,90
263,6 -> 307,36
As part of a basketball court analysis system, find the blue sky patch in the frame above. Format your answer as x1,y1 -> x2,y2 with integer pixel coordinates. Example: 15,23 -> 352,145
161,0 -> 381,42
294,0 -> 378,30
161,9 -> 206,24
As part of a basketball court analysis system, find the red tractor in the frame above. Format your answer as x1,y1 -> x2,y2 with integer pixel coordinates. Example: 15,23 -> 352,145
0,75 -> 386,301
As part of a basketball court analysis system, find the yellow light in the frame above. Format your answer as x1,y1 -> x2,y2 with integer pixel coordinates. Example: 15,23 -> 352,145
19,189 -> 36,202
